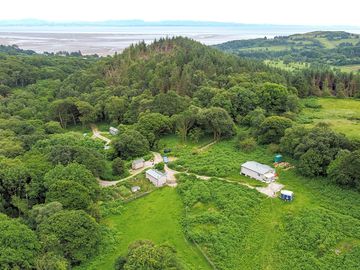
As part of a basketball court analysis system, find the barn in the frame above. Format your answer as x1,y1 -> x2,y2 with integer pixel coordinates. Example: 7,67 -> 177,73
241,161 -> 276,183
145,169 -> 167,187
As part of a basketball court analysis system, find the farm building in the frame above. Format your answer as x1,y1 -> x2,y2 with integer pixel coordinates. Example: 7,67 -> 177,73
109,126 -> 119,135
145,169 -> 167,187
280,190 -> 294,201
132,158 -> 145,170
241,161 -> 276,183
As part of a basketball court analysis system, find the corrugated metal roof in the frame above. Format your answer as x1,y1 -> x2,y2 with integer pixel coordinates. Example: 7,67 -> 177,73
146,169 -> 166,180
241,161 -> 274,175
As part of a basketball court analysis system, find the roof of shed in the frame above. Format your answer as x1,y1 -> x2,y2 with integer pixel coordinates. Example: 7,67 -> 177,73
281,190 -> 293,196
241,161 -> 274,175
132,158 -> 145,164
146,169 -> 166,179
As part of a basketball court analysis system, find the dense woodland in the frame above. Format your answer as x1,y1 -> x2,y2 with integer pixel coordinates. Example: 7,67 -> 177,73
215,31 -> 360,66
0,37 -> 360,269
216,31 -> 360,97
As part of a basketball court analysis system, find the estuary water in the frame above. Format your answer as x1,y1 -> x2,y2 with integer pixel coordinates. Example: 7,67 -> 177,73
0,25 -> 359,55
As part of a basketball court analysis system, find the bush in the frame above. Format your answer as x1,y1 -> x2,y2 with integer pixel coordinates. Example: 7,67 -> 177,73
114,256 -> 127,270
112,158 -> 126,176
238,137 -> 257,153
267,143 -> 280,154
188,128 -> 204,143
256,116 -> 293,144
44,121 -> 63,134
155,162 -> 165,171
118,186 -> 132,197
236,130 -> 249,142
304,99 -> 322,109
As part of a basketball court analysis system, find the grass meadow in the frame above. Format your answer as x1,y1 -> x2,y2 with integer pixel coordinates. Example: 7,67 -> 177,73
75,188 -> 211,270
300,97 -> 360,139
78,98 -> 360,269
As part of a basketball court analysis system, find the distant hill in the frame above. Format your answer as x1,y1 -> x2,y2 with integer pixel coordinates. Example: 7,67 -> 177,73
0,19 -> 250,27
215,31 -> 360,71
1,19 -> 360,29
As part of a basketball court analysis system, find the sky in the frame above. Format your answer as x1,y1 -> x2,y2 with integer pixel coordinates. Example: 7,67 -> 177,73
0,0 -> 359,26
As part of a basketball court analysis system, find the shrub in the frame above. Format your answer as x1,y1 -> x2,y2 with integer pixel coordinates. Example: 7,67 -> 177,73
155,162 -> 165,171
112,157 -> 126,176
118,186 -> 132,197
304,99 -> 322,109
238,137 -> 257,153
188,128 -> 204,143
256,116 -> 293,144
44,121 -> 63,134
267,143 -> 280,154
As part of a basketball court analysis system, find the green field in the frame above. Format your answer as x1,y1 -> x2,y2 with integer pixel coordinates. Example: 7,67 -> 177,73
79,131 -> 360,269
77,188 -> 211,270
176,159 -> 360,269
265,60 -> 309,71
300,98 -> 360,139
159,135 -> 271,186
80,97 -> 360,269
339,64 -> 360,73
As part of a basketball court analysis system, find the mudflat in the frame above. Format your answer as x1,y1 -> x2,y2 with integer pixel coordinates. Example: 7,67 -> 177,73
0,29 -> 237,55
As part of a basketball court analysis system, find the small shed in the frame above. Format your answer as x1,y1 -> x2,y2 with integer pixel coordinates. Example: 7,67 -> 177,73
163,156 -> 169,164
274,154 -> 283,163
109,127 -> 119,135
146,169 -> 167,187
280,190 -> 294,201
132,158 -> 145,170
241,161 -> 276,183
131,186 -> 141,193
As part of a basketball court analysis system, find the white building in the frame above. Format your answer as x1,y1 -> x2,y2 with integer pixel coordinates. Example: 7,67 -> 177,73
109,127 -> 119,135
241,161 -> 276,183
145,169 -> 167,187
131,186 -> 141,193
132,158 -> 145,170
280,190 -> 294,201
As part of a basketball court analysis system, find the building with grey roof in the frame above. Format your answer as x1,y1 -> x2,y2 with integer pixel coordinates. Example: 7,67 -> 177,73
241,161 -> 276,183
145,169 -> 167,187
132,158 -> 145,170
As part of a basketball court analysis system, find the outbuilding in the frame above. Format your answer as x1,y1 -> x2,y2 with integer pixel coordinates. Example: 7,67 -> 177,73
145,169 -> 167,187
241,161 -> 276,183
274,154 -> 283,163
280,190 -> 294,201
131,186 -> 141,193
132,158 -> 145,170
109,126 -> 119,135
